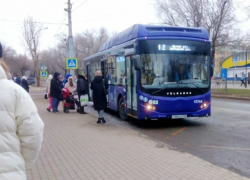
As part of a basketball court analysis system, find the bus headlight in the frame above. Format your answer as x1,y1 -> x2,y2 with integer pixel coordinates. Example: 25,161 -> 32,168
146,104 -> 156,111
200,102 -> 208,109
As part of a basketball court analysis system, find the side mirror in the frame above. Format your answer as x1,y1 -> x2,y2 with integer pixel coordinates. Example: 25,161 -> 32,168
133,55 -> 141,70
210,64 -> 214,77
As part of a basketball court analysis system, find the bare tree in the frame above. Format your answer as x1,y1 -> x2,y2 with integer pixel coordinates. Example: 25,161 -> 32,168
2,43 -> 33,76
237,0 -> 250,18
40,49 -> 58,75
1,43 -> 16,59
54,34 -> 68,75
22,16 -> 46,86
37,28 -> 110,77
74,28 -> 109,57
74,28 -> 109,70
154,0 -> 244,63
155,0 -> 204,27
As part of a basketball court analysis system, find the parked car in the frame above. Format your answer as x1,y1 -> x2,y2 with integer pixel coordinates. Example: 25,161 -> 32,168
27,77 -> 36,85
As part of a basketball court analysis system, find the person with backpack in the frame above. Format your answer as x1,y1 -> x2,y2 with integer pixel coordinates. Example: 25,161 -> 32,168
90,70 -> 108,123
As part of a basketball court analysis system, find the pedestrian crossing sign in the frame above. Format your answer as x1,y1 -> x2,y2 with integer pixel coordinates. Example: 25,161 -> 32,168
40,71 -> 48,79
66,58 -> 78,70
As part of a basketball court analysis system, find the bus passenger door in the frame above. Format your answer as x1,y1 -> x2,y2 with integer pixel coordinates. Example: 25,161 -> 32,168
101,61 -> 106,78
101,60 -> 109,106
126,56 -> 137,117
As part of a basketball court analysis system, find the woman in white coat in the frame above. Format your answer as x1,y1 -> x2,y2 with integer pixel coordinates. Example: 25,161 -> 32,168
65,76 -> 77,94
46,74 -> 53,112
0,42 -> 44,180
46,74 -> 53,94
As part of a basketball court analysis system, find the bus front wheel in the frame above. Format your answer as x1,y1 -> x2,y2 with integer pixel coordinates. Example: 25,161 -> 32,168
118,98 -> 127,120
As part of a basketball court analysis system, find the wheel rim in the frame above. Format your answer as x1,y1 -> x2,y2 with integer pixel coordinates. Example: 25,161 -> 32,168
119,101 -> 125,118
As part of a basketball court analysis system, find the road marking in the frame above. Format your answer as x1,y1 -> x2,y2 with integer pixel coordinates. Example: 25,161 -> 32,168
202,145 -> 250,151
172,127 -> 187,136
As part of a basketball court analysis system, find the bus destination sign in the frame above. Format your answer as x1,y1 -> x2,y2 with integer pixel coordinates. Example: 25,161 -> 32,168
158,45 -> 196,51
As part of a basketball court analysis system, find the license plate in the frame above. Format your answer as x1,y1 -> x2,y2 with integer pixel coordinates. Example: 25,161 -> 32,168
172,115 -> 187,119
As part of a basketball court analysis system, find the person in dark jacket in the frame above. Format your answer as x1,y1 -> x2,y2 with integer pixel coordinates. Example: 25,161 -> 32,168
50,72 -> 61,112
21,76 -> 29,92
90,70 -> 108,123
16,74 -> 22,85
77,71 -> 88,114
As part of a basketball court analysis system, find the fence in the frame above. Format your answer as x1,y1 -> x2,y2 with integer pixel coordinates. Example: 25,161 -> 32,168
211,78 -> 249,92
211,79 -> 227,90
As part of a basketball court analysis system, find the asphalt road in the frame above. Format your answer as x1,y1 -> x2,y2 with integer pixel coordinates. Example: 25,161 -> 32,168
86,98 -> 250,178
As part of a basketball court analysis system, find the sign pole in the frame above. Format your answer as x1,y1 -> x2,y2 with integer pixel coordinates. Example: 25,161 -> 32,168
246,50 -> 248,88
233,56 -> 237,86
234,62 -> 237,86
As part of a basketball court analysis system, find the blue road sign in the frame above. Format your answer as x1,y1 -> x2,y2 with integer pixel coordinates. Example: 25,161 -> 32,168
40,71 -> 48,78
39,63 -> 44,67
66,58 -> 78,69
233,57 -> 238,62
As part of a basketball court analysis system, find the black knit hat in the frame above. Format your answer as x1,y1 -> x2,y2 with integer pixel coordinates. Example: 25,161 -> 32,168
0,42 -> 2,58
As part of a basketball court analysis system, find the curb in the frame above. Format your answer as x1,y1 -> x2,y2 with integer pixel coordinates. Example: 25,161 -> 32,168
212,94 -> 250,101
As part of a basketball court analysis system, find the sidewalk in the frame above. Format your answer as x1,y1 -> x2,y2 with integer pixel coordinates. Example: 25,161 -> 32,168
30,85 -> 46,91
27,95 -> 250,180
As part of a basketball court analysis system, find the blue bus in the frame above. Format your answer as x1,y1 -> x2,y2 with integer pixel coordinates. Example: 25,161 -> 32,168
84,24 -> 213,120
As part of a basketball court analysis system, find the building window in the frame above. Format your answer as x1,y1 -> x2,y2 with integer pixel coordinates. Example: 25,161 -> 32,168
89,61 -> 101,83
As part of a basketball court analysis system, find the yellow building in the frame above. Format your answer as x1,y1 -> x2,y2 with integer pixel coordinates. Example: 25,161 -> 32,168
221,52 -> 250,80
214,46 -> 246,76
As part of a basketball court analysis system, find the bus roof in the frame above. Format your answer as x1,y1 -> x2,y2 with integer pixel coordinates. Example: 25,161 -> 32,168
84,24 -> 209,61
99,24 -> 209,52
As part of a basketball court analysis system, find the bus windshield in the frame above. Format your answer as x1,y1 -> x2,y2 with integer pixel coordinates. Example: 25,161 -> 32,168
139,40 -> 210,92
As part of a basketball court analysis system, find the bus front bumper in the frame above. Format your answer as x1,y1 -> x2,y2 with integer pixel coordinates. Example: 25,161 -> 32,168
138,103 -> 211,120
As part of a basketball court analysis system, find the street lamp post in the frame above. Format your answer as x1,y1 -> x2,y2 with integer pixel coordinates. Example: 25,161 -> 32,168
35,27 -> 48,37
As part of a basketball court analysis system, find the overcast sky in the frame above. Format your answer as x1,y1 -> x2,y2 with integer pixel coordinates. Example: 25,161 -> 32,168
0,0 -> 157,54
0,0 -> 249,54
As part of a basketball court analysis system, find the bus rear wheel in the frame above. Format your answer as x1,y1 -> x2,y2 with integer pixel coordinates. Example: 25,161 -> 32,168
118,98 -> 127,120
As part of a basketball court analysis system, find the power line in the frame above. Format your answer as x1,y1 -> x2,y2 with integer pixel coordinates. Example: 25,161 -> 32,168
72,0 -> 81,4
0,19 -> 66,25
72,0 -> 87,12
54,14 -> 68,35
46,14 -> 68,48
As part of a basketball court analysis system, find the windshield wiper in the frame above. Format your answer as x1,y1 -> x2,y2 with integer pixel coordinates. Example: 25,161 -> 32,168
177,81 -> 205,94
151,86 -> 172,95
151,84 -> 189,95
190,83 -> 205,94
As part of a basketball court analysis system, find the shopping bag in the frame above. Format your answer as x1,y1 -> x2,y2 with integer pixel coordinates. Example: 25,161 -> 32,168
80,95 -> 89,106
